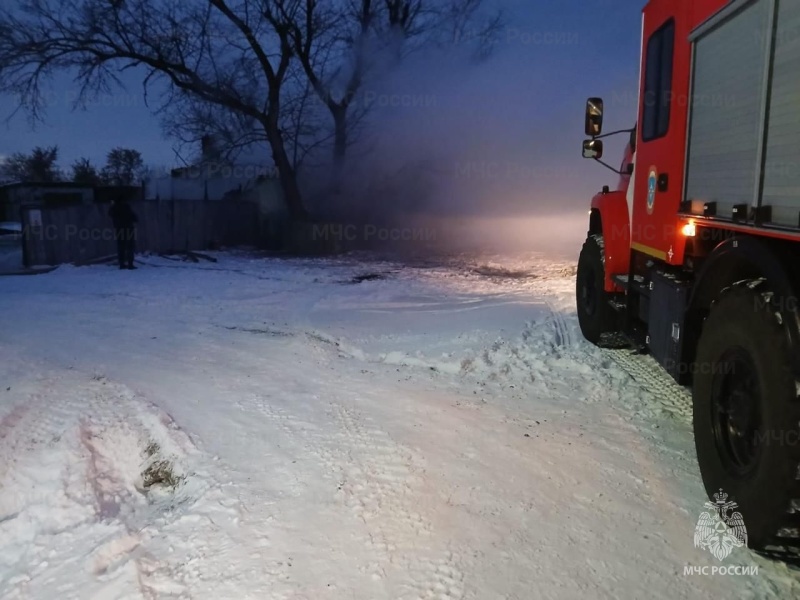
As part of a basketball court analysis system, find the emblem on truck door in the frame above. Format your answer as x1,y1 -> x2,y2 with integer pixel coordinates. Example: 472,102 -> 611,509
647,166 -> 658,215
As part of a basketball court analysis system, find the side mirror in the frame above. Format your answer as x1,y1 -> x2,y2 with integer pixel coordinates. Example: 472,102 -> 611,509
582,139 -> 604,160
585,97 -> 604,137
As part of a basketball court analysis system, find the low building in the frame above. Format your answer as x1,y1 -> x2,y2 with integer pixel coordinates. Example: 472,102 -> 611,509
145,164 -> 255,202
145,136 -> 283,209
0,182 -> 142,221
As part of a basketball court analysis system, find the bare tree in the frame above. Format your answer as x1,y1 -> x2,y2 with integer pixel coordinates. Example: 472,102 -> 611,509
281,65 -> 338,170
162,61 -> 331,174
282,0 -> 501,169
0,0 -> 309,219
161,99 -> 264,169
436,0 -> 504,61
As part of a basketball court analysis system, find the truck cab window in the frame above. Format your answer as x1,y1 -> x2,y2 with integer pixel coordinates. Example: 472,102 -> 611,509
642,19 -> 675,141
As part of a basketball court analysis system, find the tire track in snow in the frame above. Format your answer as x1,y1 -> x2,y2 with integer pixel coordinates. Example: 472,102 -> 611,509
463,297 -> 691,423
528,268 -> 694,419
606,349 -> 693,422
532,309 -> 691,420
247,392 -> 468,599
0,363 -> 219,599
292,264 -> 683,430
543,301 -> 573,350
223,395 -> 331,600
329,402 -> 467,599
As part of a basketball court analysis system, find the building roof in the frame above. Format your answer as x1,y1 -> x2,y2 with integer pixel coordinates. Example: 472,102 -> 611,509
0,181 -> 94,190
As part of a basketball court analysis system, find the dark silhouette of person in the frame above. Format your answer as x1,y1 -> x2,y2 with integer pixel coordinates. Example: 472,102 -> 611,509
109,199 -> 138,270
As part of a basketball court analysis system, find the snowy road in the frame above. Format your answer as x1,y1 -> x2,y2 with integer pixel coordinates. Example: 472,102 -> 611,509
1,251 -> 798,599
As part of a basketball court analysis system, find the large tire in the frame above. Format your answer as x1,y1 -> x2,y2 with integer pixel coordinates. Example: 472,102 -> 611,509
693,282 -> 800,551
576,235 -> 618,345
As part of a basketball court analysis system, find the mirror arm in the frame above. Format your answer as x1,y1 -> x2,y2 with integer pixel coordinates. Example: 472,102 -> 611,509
593,158 -> 625,176
593,128 -> 636,141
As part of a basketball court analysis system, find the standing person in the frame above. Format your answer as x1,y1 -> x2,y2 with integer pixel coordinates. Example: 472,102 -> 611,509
108,198 -> 138,270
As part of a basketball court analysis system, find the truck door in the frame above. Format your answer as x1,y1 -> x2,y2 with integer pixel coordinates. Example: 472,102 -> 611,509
631,2 -> 691,263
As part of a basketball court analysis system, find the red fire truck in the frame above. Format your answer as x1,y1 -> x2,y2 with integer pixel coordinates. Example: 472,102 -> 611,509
579,0 -> 800,554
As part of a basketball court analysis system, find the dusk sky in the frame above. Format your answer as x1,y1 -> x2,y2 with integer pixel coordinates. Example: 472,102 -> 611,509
0,0 -> 645,212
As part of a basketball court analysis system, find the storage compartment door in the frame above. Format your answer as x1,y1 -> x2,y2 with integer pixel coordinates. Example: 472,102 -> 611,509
685,0 -> 772,215
762,1 -> 800,228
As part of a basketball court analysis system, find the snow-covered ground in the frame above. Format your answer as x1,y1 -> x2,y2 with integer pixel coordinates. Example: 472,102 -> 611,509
1,250 -> 798,599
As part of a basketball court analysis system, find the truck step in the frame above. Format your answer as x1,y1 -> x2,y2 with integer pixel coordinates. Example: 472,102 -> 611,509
609,299 -> 627,313
612,274 -> 629,291
629,276 -> 650,298
612,274 -> 650,297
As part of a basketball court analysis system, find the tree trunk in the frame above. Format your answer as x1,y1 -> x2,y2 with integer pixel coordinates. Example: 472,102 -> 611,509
331,106 -> 348,193
333,106 -> 348,166
263,120 -> 308,221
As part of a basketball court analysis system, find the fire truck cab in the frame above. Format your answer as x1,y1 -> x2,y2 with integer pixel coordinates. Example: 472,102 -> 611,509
579,0 -> 800,555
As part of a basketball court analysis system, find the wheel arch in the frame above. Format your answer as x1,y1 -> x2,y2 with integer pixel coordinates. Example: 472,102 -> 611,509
589,190 -> 630,293
686,235 -> 800,378
589,208 -> 602,237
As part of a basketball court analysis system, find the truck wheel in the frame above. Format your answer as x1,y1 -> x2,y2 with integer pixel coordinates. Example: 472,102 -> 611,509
693,283 -> 800,551
576,235 -> 618,344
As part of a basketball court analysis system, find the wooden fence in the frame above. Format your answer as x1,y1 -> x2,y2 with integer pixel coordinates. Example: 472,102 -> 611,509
20,200 -> 260,267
